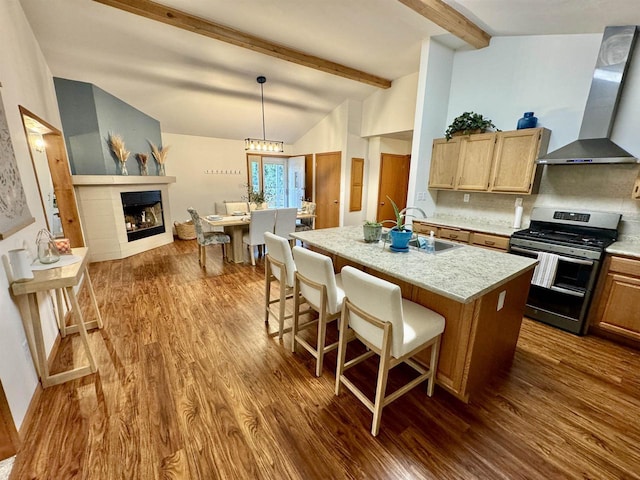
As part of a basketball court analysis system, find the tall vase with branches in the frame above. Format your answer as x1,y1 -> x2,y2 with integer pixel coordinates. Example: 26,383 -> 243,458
108,133 -> 130,175
149,141 -> 170,176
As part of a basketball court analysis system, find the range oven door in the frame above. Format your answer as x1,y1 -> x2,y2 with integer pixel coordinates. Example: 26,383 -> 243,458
509,244 -> 600,334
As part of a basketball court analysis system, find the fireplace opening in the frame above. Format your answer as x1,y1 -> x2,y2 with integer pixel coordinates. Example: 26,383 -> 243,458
121,190 -> 166,242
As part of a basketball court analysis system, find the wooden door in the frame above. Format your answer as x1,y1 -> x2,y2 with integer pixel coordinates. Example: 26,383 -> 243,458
456,133 -> 495,190
429,138 -> 461,189
490,129 -> 542,193
304,154 -> 313,201
376,153 -> 410,223
315,152 -> 341,229
0,380 -> 19,461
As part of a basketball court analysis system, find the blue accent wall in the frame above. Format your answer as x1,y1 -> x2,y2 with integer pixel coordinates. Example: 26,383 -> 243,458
54,77 -> 163,175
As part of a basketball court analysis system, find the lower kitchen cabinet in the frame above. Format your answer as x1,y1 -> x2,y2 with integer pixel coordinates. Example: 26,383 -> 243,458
590,255 -> 640,343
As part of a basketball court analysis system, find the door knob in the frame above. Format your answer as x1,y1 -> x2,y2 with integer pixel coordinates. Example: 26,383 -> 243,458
380,202 -> 385,206
333,200 -> 338,204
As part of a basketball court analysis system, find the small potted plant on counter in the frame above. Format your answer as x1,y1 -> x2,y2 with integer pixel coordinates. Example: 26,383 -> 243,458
445,111 -> 497,140
363,220 -> 383,243
382,197 -> 426,251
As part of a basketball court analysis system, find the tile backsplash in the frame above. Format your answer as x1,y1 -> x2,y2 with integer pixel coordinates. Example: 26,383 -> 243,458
434,164 -> 640,238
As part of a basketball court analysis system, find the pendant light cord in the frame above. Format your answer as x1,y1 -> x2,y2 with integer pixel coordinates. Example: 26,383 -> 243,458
260,82 -> 266,141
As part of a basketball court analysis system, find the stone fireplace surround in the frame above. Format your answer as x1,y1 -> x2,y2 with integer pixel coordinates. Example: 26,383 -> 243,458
73,175 -> 176,262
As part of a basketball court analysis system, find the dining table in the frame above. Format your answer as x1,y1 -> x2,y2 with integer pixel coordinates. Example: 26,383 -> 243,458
202,211 -> 316,263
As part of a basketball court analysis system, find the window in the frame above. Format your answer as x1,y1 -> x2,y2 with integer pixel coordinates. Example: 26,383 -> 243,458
247,155 -> 305,208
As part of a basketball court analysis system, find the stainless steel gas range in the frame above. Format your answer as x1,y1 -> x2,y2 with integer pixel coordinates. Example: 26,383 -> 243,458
509,208 -> 621,335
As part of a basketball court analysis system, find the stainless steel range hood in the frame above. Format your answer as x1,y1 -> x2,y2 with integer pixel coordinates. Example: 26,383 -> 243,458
538,25 -> 639,165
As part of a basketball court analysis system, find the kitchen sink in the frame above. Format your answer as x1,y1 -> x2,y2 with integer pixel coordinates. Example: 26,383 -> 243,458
408,236 -> 463,254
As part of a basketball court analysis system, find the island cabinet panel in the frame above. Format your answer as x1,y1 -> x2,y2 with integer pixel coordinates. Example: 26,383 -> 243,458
456,133 -> 496,190
412,222 -> 441,236
429,138 -> 461,189
413,221 -> 510,253
410,288 -> 476,396
590,255 -> 640,343
489,128 -> 550,193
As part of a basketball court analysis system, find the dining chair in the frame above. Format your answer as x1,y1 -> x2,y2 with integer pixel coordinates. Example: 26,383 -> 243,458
291,246 -> 345,377
336,266 -> 445,436
187,208 -> 231,266
274,207 -> 298,244
242,209 -> 276,266
295,201 -> 316,232
264,232 -> 297,339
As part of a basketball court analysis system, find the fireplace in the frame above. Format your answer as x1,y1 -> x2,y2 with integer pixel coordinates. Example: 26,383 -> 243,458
121,190 -> 166,242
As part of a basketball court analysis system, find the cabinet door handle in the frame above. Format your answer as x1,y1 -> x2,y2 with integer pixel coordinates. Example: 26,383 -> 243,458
450,234 -> 458,239
485,240 -> 495,245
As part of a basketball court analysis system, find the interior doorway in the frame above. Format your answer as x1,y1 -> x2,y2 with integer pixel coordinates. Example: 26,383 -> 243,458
315,151 -> 341,229
376,153 -> 411,223
19,107 -> 84,247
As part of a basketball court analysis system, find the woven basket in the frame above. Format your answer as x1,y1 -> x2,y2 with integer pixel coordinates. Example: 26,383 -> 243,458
174,220 -> 196,240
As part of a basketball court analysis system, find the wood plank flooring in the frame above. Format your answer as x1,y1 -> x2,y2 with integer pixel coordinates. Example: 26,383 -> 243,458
9,240 -> 640,479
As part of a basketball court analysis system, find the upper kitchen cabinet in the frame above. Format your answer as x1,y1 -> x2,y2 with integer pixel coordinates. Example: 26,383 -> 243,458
457,133 -> 495,190
429,137 -> 462,189
428,128 -> 550,195
490,128 -> 550,193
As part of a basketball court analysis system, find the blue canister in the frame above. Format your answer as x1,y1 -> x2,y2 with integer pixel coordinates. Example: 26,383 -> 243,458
517,112 -> 538,129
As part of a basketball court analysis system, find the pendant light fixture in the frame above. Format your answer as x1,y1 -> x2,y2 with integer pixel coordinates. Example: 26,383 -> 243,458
245,76 -> 284,153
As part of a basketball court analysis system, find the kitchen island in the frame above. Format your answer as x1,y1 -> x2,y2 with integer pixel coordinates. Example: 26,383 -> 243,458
291,226 -> 537,402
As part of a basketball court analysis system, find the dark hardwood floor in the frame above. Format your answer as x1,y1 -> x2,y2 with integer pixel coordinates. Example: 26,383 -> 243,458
9,240 -> 640,479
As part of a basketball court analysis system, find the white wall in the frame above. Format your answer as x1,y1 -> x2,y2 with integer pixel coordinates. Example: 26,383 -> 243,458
361,72 -> 418,137
431,33 -> 640,235
409,38 -> 455,216
0,0 -> 62,428
162,133 -> 251,221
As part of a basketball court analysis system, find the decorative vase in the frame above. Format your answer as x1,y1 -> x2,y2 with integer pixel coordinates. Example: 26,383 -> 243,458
517,112 -> 538,130
363,224 -> 382,243
139,164 -> 148,176
36,229 -> 60,264
120,162 -> 128,175
389,228 -> 413,251
158,164 -> 166,176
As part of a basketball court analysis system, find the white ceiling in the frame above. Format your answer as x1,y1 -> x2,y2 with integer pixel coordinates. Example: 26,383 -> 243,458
19,0 -> 640,144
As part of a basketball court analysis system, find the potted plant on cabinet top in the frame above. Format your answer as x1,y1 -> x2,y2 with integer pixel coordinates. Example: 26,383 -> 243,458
445,111 -> 497,140
382,197 -> 427,251
363,220 -> 383,243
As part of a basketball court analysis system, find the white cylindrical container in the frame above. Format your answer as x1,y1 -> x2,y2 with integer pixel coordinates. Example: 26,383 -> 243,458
513,205 -> 524,229
8,248 -> 34,282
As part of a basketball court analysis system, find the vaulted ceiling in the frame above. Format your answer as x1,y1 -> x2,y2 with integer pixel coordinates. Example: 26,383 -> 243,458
19,0 -> 640,144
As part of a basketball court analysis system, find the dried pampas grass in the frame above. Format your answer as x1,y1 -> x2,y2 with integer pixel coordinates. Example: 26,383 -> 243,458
108,133 -> 130,164
149,141 -> 171,165
136,153 -> 148,165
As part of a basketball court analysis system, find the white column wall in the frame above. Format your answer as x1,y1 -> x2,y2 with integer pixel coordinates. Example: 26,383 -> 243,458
0,0 -> 62,428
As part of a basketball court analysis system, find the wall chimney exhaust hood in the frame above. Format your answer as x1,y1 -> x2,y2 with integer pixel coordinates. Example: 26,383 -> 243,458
538,26 -> 638,165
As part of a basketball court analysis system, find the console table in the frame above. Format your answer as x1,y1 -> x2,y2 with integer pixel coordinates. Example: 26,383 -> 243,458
11,247 -> 103,388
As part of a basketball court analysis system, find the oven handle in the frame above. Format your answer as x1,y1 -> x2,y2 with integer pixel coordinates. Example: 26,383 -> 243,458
549,285 -> 586,298
509,245 -> 595,266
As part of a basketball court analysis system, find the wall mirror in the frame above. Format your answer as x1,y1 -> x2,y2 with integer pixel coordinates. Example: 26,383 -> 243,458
19,106 -> 84,246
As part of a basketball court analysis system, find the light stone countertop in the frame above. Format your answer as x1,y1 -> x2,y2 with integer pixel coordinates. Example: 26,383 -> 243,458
413,216 -> 522,237
606,236 -> 640,258
291,226 -> 537,304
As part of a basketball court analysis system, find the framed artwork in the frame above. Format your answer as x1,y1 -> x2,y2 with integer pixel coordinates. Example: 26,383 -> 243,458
0,86 -> 35,239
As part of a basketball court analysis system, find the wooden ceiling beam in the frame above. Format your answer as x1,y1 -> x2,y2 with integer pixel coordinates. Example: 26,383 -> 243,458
398,0 -> 491,49
93,0 -> 392,89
